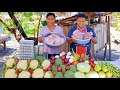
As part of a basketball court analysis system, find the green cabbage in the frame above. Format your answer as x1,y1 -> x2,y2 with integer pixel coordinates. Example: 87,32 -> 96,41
86,71 -> 99,78
74,72 -> 86,78
77,63 -> 90,73
55,58 -> 63,65
44,71 -> 53,78
54,72 -> 64,78
64,70 -> 75,78
70,65 -> 77,73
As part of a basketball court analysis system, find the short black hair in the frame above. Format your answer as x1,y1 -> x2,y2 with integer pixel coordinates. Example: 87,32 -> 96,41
46,13 -> 56,18
76,13 -> 87,19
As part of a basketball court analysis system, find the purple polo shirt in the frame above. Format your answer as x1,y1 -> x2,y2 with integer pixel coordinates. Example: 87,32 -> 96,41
38,25 -> 65,54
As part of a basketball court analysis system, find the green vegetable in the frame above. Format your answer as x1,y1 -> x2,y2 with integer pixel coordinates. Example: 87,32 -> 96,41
64,70 -> 75,78
44,71 -> 53,78
2,64 -> 7,78
98,71 -> 106,78
72,49 -> 80,61
60,65 -> 66,71
74,72 -> 86,78
54,72 -> 64,78
86,71 -> 99,78
106,71 -> 113,78
77,63 -> 90,73
36,56 -> 46,63
102,66 -> 108,73
94,64 -> 101,72
70,65 -> 77,73
55,58 -> 63,65
98,61 -> 120,78
52,65 -> 57,72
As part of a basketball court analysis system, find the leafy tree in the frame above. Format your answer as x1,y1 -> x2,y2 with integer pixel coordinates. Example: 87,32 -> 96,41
111,12 -> 120,31
0,12 -> 47,37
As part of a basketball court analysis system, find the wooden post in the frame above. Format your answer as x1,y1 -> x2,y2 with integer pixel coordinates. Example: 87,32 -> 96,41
105,16 -> 107,23
88,15 -> 91,26
108,15 -> 111,60
99,14 -> 101,23
85,12 -> 95,58
88,14 -> 95,57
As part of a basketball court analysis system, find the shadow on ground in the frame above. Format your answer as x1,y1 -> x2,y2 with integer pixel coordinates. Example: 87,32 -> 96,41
95,49 -> 120,61
0,48 -> 17,58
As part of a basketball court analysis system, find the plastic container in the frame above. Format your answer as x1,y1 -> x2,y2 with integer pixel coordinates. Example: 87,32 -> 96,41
20,40 -> 34,45
19,40 -> 34,60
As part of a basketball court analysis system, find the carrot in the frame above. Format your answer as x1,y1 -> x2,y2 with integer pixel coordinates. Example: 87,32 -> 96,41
62,70 -> 65,74
53,72 -> 56,76
72,61 -> 78,66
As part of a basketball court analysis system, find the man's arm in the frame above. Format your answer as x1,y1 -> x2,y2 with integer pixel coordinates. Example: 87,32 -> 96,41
90,28 -> 98,44
91,37 -> 97,44
38,28 -> 43,43
67,28 -> 76,44
38,37 -> 43,43
67,37 -> 74,44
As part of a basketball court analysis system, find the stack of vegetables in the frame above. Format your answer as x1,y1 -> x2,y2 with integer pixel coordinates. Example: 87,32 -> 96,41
2,51 -> 120,78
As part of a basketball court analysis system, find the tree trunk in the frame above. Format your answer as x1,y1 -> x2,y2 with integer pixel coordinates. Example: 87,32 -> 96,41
8,12 -> 27,38
0,19 -> 10,30
0,19 -> 17,39
37,13 -> 43,40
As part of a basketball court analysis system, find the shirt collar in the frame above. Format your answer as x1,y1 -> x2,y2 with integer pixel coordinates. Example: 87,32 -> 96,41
77,26 -> 86,31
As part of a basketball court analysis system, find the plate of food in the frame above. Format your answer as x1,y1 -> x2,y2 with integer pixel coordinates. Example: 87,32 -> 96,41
42,32 -> 66,48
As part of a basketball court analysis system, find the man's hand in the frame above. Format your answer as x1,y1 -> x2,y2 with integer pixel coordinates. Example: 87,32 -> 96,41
67,37 -> 78,44
91,37 -> 97,44
84,32 -> 92,39
71,36 -> 78,43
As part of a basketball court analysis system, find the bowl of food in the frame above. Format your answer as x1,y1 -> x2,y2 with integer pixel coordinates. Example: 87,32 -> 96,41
77,39 -> 91,45
72,30 -> 91,45
42,32 -> 66,48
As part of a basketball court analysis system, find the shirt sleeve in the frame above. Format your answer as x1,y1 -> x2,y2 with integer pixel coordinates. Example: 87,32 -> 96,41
59,26 -> 65,35
91,28 -> 97,38
68,28 -> 73,38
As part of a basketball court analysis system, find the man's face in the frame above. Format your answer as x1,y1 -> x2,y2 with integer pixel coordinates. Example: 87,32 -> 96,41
76,17 -> 86,28
46,15 -> 55,26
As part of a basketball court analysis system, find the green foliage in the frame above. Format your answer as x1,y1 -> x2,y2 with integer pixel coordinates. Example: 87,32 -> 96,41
112,12 -> 120,31
0,12 -> 46,36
